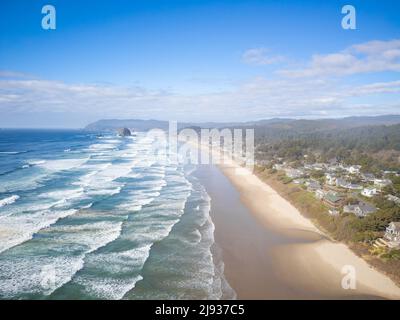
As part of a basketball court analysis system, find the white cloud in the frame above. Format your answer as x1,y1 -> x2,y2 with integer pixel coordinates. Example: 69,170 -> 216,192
1,74 -> 398,126
278,39 -> 400,77
1,39 -> 400,127
242,48 -> 284,66
0,70 -> 34,79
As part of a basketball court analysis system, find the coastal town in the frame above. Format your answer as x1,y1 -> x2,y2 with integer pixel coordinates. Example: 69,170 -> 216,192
255,156 -> 400,253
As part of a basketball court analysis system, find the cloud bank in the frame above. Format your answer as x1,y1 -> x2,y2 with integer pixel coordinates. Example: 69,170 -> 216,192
0,39 -> 399,127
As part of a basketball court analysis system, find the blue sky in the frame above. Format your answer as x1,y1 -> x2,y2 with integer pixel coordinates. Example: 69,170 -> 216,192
0,0 -> 399,127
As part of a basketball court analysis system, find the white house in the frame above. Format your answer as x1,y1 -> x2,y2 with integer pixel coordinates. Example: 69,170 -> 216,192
328,209 -> 340,216
315,189 -> 325,200
384,222 -> 400,248
312,163 -> 325,171
386,194 -> 400,205
361,187 -> 378,198
347,165 -> 361,174
273,164 -> 284,171
374,179 -> 392,189
325,173 -> 336,186
285,168 -> 304,179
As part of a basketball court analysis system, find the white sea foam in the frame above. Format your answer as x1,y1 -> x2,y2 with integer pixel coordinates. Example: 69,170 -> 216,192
86,187 -> 122,196
76,275 -> 143,300
39,188 -> 85,200
71,244 -> 152,299
36,157 -> 89,171
38,188 -> 87,208
28,160 -> 46,165
0,220 -> 125,298
87,143 -> 118,151
0,254 -> 85,298
0,209 -> 77,253
50,221 -> 124,253
80,203 -> 93,209
0,134 -> 216,298
0,195 -> 20,208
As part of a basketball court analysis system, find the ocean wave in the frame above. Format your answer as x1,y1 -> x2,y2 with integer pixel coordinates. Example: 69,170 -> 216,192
0,254 -> 86,299
0,219 -> 125,298
28,160 -> 46,166
0,195 -> 20,208
76,275 -> 143,300
35,157 -> 90,171
0,151 -> 21,155
38,188 -> 87,209
0,209 -> 77,254
0,132 -> 223,299
72,245 -> 152,299
86,186 -> 122,196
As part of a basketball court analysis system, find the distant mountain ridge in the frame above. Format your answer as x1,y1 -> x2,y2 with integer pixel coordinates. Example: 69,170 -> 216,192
84,115 -> 400,132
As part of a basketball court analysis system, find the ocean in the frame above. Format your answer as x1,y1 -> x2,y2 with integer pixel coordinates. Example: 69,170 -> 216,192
0,129 -> 235,300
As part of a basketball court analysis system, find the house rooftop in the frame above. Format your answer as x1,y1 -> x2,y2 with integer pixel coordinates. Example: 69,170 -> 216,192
390,222 -> 400,229
324,193 -> 343,203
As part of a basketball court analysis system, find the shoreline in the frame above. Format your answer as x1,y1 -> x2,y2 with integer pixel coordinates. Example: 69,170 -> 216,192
196,159 -> 400,299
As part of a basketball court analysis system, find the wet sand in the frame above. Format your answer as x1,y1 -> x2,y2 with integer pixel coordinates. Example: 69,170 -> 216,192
194,163 -> 400,300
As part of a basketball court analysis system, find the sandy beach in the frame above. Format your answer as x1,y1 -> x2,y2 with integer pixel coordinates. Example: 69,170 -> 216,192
195,159 -> 400,299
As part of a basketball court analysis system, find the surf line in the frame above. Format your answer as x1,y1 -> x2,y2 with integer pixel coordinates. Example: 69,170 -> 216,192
155,304 -> 190,318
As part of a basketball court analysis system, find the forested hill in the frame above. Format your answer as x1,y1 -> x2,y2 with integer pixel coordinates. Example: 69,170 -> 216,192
254,123 -> 400,171
255,123 -> 400,152
84,115 -> 400,132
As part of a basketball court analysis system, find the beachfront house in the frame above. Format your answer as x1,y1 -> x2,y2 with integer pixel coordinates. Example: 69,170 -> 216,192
343,202 -> 377,218
293,178 -> 306,185
386,194 -> 400,205
336,178 -> 350,189
322,192 -> 344,208
273,164 -> 284,171
347,183 -> 363,190
328,209 -> 340,216
384,170 -> 398,176
306,180 -> 321,192
312,163 -> 325,171
361,173 -> 375,182
285,168 -> 304,179
384,222 -> 400,248
347,165 -> 362,174
315,189 -> 325,200
361,187 -> 378,198
325,173 -> 336,186
374,179 -> 392,189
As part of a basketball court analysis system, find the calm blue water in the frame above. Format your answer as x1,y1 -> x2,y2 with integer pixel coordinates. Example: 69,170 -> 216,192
0,129 -> 234,299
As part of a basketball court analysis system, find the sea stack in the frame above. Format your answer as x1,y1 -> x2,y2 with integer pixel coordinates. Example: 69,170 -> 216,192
117,127 -> 131,137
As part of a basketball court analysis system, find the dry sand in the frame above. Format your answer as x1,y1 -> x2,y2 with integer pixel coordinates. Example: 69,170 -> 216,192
214,160 -> 400,299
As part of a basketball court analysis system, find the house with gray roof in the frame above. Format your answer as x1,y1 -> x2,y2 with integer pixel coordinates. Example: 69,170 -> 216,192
343,202 -> 377,218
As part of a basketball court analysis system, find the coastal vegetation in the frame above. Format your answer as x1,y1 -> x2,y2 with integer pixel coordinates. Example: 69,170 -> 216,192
247,118 -> 400,285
